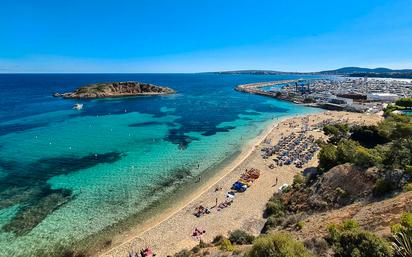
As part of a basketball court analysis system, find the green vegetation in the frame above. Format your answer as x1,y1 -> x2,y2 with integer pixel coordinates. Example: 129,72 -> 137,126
390,212 -> 412,257
265,197 -> 285,218
292,174 -> 305,188
317,115 -> 412,196
212,235 -> 225,245
318,144 -> 338,172
296,221 -> 305,230
403,183 -> 412,192
174,249 -> 191,257
373,179 -> 396,197
396,98 -> 412,108
219,238 -> 235,252
350,125 -> 389,147
246,232 -> 315,257
333,230 -> 393,257
323,124 -> 349,144
229,230 -> 255,245
391,230 -> 412,257
327,220 -> 393,257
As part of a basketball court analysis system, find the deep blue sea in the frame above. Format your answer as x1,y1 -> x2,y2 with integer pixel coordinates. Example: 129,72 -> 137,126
0,73 -> 321,256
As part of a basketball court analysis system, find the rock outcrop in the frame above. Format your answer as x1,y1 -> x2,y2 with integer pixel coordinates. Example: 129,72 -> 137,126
53,81 -> 175,99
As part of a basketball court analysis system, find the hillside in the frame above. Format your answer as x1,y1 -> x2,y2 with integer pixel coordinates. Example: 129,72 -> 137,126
53,81 -> 175,99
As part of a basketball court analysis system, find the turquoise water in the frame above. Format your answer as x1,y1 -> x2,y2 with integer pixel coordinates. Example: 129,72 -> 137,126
0,74 -> 321,256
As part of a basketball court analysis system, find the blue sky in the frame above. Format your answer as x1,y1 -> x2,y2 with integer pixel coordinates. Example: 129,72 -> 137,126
1,0 -> 411,72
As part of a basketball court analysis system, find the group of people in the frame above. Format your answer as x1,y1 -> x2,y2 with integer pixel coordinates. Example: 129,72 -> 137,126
191,227 -> 206,241
128,248 -> 155,257
193,205 -> 211,217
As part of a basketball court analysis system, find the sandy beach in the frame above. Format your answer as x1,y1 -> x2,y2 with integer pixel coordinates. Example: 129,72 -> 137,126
98,111 -> 382,257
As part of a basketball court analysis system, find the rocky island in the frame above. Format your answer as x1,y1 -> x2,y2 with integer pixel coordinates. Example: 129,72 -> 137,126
53,81 -> 175,99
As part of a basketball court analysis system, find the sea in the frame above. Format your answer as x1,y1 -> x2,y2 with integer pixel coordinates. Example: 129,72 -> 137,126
0,73 -> 321,256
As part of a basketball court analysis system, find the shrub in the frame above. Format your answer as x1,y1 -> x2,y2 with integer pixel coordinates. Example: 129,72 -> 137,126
219,238 -> 235,252
396,98 -> 412,108
405,166 -> 412,176
391,230 -> 412,257
280,213 -> 307,229
174,249 -> 191,257
336,139 -> 359,164
323,124 -> 349,144
318,144 -> 338,172
191,246 -> 200,253
404,183 -> 412,192
292,174 -> 305,188
296,221 -> 304,230
246,232 -> 315,257
391,223 -> 404,234
304,237 -> 330,257
265,198 -> 285,218
198,239 -> 209,248
327,224 -> 340,243
400,212 -> 412,230
373,179 -> 396,197
342,219 -> 360,231
332,230 -> 393,257
263,216 -> 285,232
212,235 -> 225,245
354,146 -> 383,168
229,230 -> 255,245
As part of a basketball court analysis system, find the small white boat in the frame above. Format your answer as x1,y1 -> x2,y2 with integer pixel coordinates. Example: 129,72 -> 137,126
73,103 -> 83,110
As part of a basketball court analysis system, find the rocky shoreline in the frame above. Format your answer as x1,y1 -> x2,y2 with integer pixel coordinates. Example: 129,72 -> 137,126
53,81 -> 175,99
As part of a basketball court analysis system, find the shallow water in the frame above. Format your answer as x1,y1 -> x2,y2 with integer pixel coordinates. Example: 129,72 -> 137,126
0,73 -> 321,256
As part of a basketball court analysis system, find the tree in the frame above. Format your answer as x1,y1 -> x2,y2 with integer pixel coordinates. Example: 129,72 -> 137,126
396,98 -> 412,108
336,139 -> 359,164
323,124 -> 349,144
354,146 -> 383,168
318,144 -> 338,172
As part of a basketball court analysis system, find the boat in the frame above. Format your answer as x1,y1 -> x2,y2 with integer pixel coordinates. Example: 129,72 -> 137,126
73,103 -> 83,110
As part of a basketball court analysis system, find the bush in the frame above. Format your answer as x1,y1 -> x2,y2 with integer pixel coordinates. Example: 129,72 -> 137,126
336,139 -> 359,164
332,230 -> 393,257
296,221 -> 304,230
350,125 -> 388,148
246,232 -> 315,257
318,144 -> 338,172
265,198 -> 285,218
229,230 -> 255,245
354,146 -> 383,168
323,124 -> 349,144
391,230 -> 412,257
174,249 -> 191,257
292,174 -> 305,188
304,237 -> 330,257
373,179 -> 396,197
396,98 -> 412,108
327,224 -> 340,243
191,246 -> 200,253
400,212 -> 412,230
219,238 -> 234,252
212,235 -> 225,245
342,219 -> 360,231
404,183 -> 412,192
263,216 -> 285,232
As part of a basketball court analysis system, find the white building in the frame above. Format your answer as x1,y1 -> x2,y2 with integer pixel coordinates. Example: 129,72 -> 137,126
367,93 -> 399,102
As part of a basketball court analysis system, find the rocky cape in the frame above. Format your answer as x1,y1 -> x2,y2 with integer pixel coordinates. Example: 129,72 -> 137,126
53,81 -> 176,99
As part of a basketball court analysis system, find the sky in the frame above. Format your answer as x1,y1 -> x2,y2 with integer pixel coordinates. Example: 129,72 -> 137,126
0,0 -> 412,73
